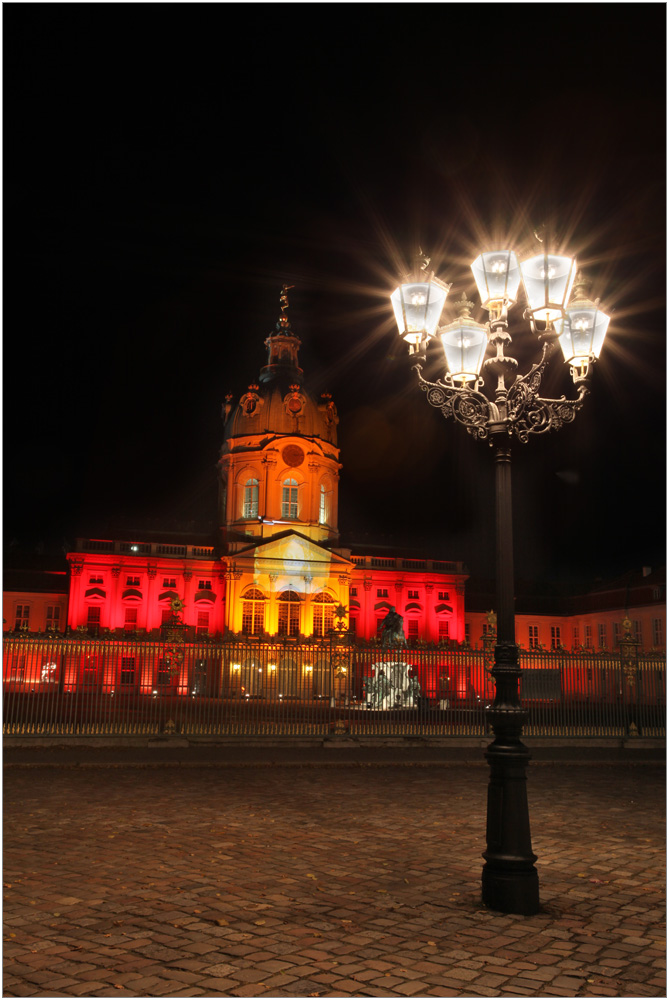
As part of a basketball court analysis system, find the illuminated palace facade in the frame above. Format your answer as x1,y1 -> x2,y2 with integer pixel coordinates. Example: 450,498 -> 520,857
60,303 -> 467,649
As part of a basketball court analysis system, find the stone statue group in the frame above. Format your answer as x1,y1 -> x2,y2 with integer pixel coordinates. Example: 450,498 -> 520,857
364,606 -> 422,710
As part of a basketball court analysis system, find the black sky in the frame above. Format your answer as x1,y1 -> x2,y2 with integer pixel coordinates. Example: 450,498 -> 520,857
4,4 -> 666,586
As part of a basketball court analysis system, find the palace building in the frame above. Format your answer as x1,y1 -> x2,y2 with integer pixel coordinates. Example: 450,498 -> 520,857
54,292 -> 467,648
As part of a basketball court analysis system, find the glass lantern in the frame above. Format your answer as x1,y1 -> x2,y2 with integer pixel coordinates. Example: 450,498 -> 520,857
520,252 -> 577,323
438,296 -> 488,383
471,250 -> 521,309
559,279 -> 610,368
391,276 -> 450,348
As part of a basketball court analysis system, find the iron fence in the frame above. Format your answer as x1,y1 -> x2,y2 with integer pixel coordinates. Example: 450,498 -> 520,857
3,633 -> 665,738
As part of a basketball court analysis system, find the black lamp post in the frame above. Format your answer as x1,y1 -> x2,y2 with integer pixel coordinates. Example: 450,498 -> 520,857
390,244 -> 610,915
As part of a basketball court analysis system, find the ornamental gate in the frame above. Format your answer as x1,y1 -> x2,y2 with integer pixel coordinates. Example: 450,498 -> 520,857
3,634 -> 665,739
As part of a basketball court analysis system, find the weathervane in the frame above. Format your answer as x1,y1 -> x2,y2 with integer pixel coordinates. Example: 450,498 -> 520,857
280,283 -> 295,313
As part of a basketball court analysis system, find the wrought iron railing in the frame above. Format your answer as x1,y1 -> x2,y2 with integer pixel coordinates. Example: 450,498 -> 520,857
3,633 -> 665,738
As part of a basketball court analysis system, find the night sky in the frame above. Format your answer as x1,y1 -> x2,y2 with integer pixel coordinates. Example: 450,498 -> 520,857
5,5 -> 666,587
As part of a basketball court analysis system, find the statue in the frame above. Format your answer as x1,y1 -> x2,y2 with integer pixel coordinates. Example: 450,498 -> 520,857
380,606 -> 407,648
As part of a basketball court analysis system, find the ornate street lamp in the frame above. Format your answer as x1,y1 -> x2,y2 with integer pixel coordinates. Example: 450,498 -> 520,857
390,242 -> 610,915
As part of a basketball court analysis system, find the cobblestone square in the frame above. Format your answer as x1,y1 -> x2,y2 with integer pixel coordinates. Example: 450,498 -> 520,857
3,753 -> 665,997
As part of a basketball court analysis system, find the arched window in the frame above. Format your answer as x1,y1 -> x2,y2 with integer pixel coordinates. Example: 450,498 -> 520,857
282,478 -> 298,519
318,483 -> 328,525
277,590 -> 301,636
312,592 -> 336,638
241,588 -> 266,635
243,478 -> 259,519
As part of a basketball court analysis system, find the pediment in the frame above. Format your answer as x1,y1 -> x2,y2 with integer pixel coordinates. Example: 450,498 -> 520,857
230,530 -> 353,572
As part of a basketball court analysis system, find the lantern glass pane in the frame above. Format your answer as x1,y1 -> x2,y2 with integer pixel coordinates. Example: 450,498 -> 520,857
560,307 -> 610,364
391,282 -> 448,344
439,322 -> 487,381
520,253 -> 577,321
471,251 -> 521,307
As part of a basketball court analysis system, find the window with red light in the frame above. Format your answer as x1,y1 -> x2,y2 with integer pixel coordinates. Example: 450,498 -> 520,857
163,578 -> 176,589
87,607 -> 101,631
14,605 -> 30,631
438,591 -> 449,601
528,625 -> 539,649
407,619 -> 419,638
377,589 -> 388,598
124,608 -> 138,631
408,590 -> 419,600
196,612 -> 209,635
120,657 -> 136,685
438,620 -> 449,640
550,625 -> 561,649
126,576 -> 140,587
198,580 -> 212,590
46,606 -> 61,631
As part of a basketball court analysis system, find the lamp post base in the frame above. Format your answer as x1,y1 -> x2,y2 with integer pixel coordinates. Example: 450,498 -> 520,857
482,724 -> 540,915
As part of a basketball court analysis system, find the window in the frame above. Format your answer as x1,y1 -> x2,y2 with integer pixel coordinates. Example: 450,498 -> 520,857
550,625 -> 561,650
88,576 -> 103,584
242,589 -> 265,635
376,617 -> 385,637
319,484 -> 327,525
120,657 -> 136,685
198,580 -> 212,591
163,578 -> 176,589
598,624 -> 607,649
157,659 -> 172,686
124,608 -> 138,631
312,593 -> 336,637
585,623 -> 593,647
277,591 -> 301,636
407,619 -> 419,639
46,606 -> 61,631
87,607 -> 101,632
438,620 -> 450,640
350,587 -> 357,597
126,576 -> 140,587
348,616 -> 357,635
653,618 -> 663,647
408,590 -> 419,600
377,589 -> 388,598
161,608 -> 173,625
15,605 -> 30,631
196,612 -> 209,636
613,622 -> 621,647
243,478 -> 259,518
464,622 -> 471,644
633,620 -> 642,644
528,625 -> 539,649
438,591 -> 449,601
281,478 -> 298,519
572,625 -> 579,649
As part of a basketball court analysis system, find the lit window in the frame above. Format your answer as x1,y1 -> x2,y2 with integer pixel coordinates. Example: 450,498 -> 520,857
196,612 -> 209,636
126,576 -> 140,587
243,478 -> 259,519
438,591 -> 449,601
597,624 -> 607,648
124,608 -> 138,632
319,484 -> 328,525
550,625 -> 561,650
163,578 -> 176,589
438,620 -> 450,640
198,580 -> 212,590
281,478 -> 298,519
312,593 -> 336,637
407,619 -> 419,639
157,659 -> 172,685
242,589 -> 266,635
87,607 -> 101,633
528,625 -> 539,649
14,605 -> 30,631
277,590 -> 301,636
46,606 -> 61,631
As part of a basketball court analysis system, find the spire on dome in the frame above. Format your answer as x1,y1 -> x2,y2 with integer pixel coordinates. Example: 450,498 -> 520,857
260,283 -> 303,383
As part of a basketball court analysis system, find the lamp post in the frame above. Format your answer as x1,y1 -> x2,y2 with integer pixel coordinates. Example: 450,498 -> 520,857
391,244 -> 610,915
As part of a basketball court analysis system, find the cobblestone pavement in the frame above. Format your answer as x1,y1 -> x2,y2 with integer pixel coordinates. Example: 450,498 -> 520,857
3,760 -> 665,998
